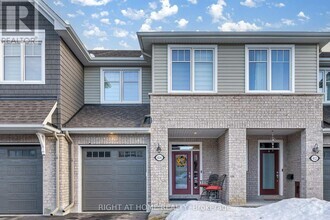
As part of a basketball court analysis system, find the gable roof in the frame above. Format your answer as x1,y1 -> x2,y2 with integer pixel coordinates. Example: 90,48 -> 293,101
88,50 -> 142,58
64,104 -> 150,129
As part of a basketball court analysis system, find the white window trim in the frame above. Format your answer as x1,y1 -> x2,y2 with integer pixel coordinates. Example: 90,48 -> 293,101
319,68 -> 330,104
0,31 -> 45,84
167,44 -> 218,93
100,67 -> 142,104
245,44 -> 295,93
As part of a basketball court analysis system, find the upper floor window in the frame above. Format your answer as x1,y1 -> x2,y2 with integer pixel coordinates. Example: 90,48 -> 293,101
246,45 -> 295,93
319,69 -> 330,102
101,68 -> 142,104
0,35 -> 45,84
168,45 -> 217,93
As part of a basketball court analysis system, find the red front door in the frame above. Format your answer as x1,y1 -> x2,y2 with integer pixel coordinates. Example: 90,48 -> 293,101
260,150 -> 279,195
172,151 -> 191,194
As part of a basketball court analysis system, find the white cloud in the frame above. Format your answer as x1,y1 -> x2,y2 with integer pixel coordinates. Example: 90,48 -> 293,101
113,29 -> 129,37
130,33 -> 138,40
100,18 -> 111,25
149,2 -> 157,10
83,24 -> 107,41
208,0 -> 226,22
119,40 -> 130,48
175,18 -> 189,28
196,16 -> 203,22
67,10 -> 85,18
281,18 -> 295,26
188,0 -> 197,4
139,18 -> 162,32
115,19 -> 126,25
219,20 -> 261,31
71,0 -> 112,6
93,46 -> 106,50
240,0 -> 257,8
297,11 -> 310,21
121,8 -> 145,20
91,11 -> 109,18
150,0 -> 178,20
274,3 -> 285,8
54,0 -> 64,7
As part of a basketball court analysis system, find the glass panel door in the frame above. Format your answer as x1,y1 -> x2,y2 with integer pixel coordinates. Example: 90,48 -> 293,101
172,151 -> 191,194
260,150 -> 279,195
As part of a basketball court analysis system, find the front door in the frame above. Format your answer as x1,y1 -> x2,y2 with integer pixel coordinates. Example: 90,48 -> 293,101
172,151 -> 191,194
260,150 -> 279,195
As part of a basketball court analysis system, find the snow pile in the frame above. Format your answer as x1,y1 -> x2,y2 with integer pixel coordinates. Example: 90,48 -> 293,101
166,198 -> 330,220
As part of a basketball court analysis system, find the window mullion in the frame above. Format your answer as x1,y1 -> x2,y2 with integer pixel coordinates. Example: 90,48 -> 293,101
21,43 -> 25,82
191,48 -> 194,92
0,43 -> 3,81
120,71 -> 123,103
268,48 -> 272,91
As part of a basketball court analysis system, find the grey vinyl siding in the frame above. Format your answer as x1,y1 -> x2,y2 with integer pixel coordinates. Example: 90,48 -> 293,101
218,44 -> 245,93
0,2 -> 61,98
295,44 -> 318,93
152,43 -> 318,94
153,44 -> 168,93
84,67 -> 151,104
59,40 -> 84,125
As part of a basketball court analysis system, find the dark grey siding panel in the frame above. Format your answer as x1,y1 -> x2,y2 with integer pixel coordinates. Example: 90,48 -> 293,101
295,44 -> 318,93
153,44 -> 168,93
218,44 -> 245,93
0,2 -> 61,98
84,67 -> 151,104
59,40 -> 84,125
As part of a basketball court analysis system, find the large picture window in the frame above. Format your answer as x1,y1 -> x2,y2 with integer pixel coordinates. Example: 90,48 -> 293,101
0,38 -> 45,84
169,45 -> 217,93
101,68 -> 141,104
246,45 -> 294,92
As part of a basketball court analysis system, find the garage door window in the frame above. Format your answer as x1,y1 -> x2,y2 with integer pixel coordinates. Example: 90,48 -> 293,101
119,150 -> 143,158
8,149 -> 36,158
86,151 -> 111,158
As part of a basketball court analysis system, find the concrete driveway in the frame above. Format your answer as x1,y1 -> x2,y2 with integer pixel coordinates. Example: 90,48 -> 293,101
0,213 -> 149,220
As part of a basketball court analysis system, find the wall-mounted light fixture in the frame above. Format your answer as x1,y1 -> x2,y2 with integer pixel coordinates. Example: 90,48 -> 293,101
312,143 -> 319,154
156,144 -> 162,154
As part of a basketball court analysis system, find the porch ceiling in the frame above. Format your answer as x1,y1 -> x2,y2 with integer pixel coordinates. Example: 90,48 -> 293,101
168,128 -> 226,138
247,128 -> 302,136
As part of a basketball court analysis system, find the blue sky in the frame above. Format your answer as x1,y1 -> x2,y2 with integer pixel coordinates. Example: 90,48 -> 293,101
49,0 -> 330,50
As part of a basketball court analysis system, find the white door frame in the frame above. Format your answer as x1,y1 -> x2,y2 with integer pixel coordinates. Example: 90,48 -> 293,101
257,140 -> 284,196
169,142 -> 203,196
78,144 -> 148,213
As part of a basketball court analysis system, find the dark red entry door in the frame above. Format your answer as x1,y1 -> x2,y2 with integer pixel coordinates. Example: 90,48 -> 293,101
260,150 -> 279,195
172,151 -> 191,194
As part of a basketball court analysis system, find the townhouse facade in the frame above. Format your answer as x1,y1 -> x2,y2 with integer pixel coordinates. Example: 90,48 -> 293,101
0,0 -> 329,215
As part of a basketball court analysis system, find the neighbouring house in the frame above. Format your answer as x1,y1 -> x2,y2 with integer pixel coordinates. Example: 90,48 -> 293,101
0,0 -> 329,216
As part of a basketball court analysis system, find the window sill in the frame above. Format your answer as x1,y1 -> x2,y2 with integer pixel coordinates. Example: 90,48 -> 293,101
0,81 -> 45,85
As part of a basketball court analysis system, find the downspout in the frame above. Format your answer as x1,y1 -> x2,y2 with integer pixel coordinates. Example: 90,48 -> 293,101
62,131 -> 75,213
50,132 -> 60,216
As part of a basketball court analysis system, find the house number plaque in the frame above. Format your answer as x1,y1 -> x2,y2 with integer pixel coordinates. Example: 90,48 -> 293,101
309,155 -> 320,162
154,154 -> 165,161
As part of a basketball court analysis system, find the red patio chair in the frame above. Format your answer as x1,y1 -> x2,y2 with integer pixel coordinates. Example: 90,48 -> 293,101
205,174 -> 226,203
199,174 -> 219,200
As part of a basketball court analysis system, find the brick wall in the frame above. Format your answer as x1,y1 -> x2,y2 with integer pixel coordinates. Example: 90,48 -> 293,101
150,94 -> 323,205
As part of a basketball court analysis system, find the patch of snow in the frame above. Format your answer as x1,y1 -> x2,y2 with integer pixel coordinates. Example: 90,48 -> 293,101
166,198 -> 330,220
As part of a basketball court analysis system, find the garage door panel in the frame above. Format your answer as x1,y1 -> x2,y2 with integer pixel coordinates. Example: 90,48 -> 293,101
324,148 -> 330,201
0,146 -> 42,214
82,147 -> 146,211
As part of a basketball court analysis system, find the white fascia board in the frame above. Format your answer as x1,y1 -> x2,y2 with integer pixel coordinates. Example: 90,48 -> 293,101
0,124 -> 61,133
323,128 -> 330,134
62,127 -> 151,134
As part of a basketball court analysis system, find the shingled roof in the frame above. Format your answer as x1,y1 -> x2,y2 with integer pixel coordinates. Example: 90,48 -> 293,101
0,100 -> 56,124
88,50 -> 142,58
64,104 -> 150,128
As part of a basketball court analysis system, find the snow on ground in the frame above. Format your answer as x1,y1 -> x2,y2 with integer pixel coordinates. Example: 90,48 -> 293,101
166,198 -> 330,220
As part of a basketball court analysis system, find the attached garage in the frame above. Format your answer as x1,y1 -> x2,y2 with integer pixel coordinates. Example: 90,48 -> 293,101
324,148 -> 330,201
82,147 -> 147,211
0,146 -> 43,214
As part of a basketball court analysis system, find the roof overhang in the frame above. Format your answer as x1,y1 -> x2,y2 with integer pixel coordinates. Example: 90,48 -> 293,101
62,127 -> 151,134
138,31 -> 330,54
0,124 -> 61,134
